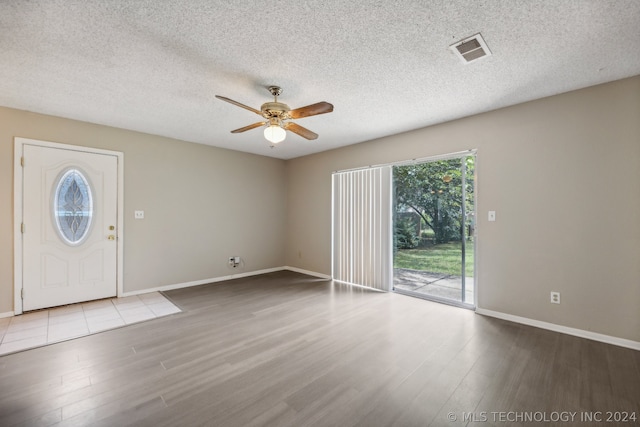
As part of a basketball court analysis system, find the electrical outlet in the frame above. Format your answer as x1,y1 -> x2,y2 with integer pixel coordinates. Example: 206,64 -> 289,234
550,291 -> 560,304
134,210 -> 144,219
228,257 -> 235,265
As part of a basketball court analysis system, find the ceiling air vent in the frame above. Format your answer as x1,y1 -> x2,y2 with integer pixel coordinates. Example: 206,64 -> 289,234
450,33 -> 491,64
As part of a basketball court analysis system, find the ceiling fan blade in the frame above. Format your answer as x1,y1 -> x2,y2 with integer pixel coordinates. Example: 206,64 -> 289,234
215,95 -> 263,116
289,102 -> 334,119
231,121 -> 266,133
284,122 -> 318,140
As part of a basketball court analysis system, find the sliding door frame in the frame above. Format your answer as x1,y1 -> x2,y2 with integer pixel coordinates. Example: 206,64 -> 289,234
392,151 -> 477,309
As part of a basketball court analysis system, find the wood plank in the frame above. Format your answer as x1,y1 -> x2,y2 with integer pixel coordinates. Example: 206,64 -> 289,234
0,271 -> 638,426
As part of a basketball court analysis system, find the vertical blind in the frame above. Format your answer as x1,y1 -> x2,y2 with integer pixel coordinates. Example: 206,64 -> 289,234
332,166 -> 392,291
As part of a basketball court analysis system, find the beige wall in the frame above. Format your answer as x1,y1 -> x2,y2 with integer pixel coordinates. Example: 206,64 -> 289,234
285,76 -> 640,342
0,107 -> 287,313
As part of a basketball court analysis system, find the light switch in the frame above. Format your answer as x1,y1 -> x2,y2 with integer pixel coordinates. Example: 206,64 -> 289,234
134,210 -> 144,219
488,211 -> 496,222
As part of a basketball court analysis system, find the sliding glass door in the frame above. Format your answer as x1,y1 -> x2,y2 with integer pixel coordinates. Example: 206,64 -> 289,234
392,154 -> 475,307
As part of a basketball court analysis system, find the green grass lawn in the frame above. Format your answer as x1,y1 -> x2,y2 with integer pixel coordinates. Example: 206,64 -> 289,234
394,242 -> 474,277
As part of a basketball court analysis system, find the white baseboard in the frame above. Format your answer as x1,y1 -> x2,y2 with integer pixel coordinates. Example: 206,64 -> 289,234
283,266 -> 332,280
120,267 -> 286,297
0,311 -> 15,319
476,308 -> 640,351
121,266 -> 329,297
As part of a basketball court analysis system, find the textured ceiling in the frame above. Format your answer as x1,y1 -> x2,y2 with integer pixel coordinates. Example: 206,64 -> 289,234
1,1 -> 639,159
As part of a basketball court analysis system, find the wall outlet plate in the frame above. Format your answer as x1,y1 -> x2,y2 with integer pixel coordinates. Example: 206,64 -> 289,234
550,291 -> 560,304
134,210 -> 144,219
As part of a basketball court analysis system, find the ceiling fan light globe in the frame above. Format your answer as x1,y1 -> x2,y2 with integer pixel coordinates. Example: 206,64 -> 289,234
264,125 -> 286,143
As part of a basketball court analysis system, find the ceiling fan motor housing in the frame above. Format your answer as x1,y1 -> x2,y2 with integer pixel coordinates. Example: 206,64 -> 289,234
261,102 -> 291,120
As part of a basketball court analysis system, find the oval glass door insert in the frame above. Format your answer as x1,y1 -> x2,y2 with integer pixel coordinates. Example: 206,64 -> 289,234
53,168 -> 94,245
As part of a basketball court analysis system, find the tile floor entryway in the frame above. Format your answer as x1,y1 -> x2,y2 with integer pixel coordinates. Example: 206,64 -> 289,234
0,292 -> 181,356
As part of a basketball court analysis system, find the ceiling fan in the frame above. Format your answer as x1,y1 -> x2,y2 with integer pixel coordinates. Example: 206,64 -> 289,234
216,86 -> 333,144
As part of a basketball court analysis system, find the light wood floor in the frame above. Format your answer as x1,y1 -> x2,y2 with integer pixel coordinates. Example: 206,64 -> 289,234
1,271 -> 638,426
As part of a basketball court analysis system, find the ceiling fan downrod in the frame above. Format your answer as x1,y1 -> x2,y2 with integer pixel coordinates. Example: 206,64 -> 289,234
268,86 -> 282,102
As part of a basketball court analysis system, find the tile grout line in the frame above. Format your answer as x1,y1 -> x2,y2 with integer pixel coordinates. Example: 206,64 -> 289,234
46,309 -> 51,343
81,301 -> 89,335
110,299 -> 122,324
80,300 -> 91,338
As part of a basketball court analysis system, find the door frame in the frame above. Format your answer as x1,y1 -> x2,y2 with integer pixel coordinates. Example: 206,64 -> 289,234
13,137 -> 124,315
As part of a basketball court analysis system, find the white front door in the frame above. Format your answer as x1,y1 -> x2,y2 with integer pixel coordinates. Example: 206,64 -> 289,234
22,144 -> 119,311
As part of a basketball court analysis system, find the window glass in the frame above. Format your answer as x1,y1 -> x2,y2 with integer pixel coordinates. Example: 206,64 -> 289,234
54,169 -> 93,245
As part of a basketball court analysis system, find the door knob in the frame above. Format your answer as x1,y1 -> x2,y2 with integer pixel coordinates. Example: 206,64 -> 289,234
107,235 -> 116,240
